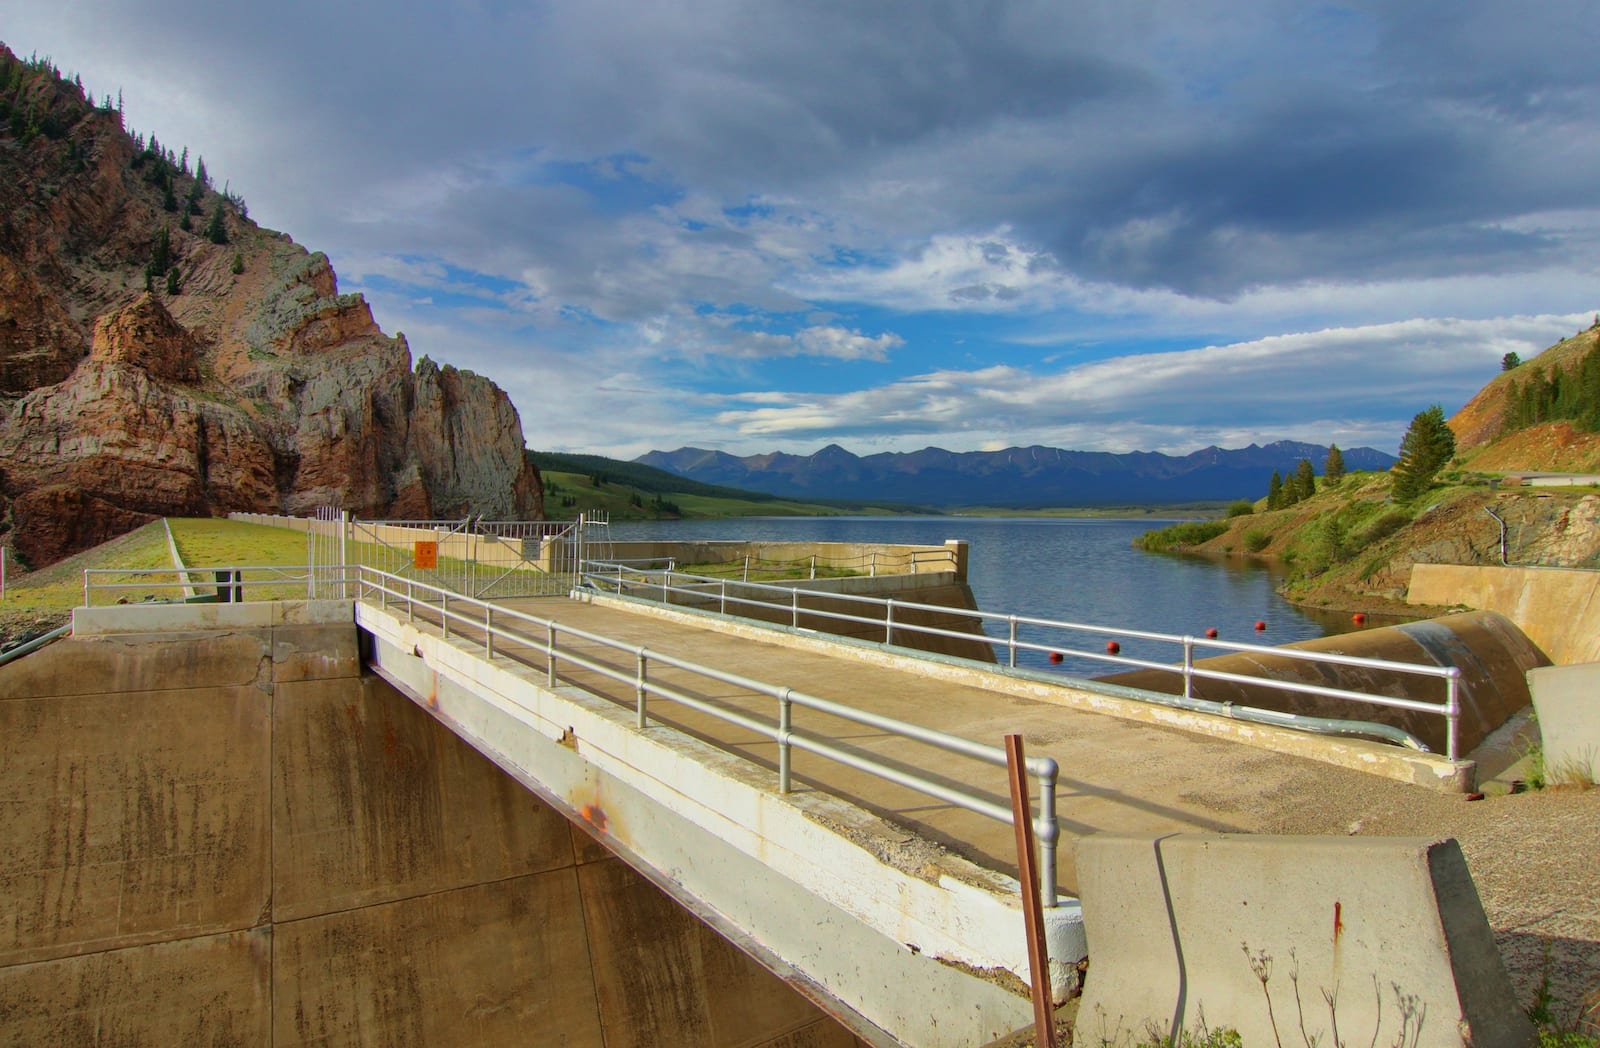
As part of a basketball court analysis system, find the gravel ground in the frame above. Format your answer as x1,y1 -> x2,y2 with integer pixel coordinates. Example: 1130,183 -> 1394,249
1254,777 -> 1599,1032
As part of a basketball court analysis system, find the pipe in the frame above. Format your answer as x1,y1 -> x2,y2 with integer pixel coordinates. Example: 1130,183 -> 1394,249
1122,685 -> 1431,751
0,623 -> 71,668
1483,506 -> 1509,566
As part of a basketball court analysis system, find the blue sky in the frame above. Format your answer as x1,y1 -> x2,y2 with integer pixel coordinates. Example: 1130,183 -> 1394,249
6,1 -> 1599,458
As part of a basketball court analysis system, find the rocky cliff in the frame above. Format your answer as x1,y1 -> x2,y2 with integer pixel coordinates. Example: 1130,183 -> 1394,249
0,48 -> 541,566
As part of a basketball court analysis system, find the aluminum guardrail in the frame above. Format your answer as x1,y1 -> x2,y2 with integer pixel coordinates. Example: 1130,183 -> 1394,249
78,565 -> 1064,907
581,562 -> 1464,761
355,567 -> 1062,905
81,565 -> 359,605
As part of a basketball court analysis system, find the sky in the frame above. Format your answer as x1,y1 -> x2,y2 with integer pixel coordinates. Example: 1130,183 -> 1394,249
6,1 -> 1600,460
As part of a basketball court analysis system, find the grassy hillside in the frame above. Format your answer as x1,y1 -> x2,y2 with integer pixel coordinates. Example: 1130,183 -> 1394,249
530,451 -> 937,518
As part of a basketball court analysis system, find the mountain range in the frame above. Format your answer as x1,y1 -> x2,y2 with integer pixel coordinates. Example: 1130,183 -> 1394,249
637,441 -> 1398,508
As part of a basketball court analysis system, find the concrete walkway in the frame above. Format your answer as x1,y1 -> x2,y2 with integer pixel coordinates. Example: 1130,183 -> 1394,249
444,596 -> 1433,892
390,592 -> 1600,1013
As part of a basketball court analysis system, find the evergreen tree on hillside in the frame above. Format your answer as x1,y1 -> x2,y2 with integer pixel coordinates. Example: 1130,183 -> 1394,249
149,223 -> 171,276
1293,458 -> 1316,501
1266,470 -> 1283,510
1324,444 -> 1345,486
1502,352 -> 1521,371
1392,405 -> 1456,502
205,199 -> 228,244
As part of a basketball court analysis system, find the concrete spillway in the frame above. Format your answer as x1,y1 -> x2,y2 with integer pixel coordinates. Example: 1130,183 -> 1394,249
1100,610 -> 1548,756
0,604 -> 861,1046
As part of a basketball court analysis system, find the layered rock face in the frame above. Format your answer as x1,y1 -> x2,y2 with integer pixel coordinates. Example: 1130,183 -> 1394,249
0,49 -> 541,566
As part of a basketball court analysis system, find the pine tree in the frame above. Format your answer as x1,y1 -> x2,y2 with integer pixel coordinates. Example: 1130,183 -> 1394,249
230,252 -> 244,275
1293,458 -> 1316,501
1502,352 -> 1521,371
1392,405 -> 1456,502
1324,444 -> 1345,486
194,156 -> 208,189
165,266 -> 180,295
1266,470 -> 1283,510
150,223 -> 171,275
205,199 -> 228,244
162,182 -> 177,212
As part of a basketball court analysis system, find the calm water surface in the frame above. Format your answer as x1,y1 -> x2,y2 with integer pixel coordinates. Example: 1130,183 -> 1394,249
605,516 -> 1338,675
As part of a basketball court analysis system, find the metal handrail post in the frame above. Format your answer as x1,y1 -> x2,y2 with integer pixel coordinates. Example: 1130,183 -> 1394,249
441,591 -> 450,638
546,622 -> 557,687
1008,616 -> 1018,668
885,598 -> 895,645
485,605 -> 494,660
1035,759 -> 1060,908
1445,671 -> 1461,762
407,579 -> 415,623
720,579 -> 727,616
778,688 -> 793,793
82,570 -> 89,608
1183,636 -> 1195,699
636,649 -> 648,729
792,589 -> 800,629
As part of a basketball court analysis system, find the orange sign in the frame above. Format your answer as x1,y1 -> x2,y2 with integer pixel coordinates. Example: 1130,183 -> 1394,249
413,541 -> 438,570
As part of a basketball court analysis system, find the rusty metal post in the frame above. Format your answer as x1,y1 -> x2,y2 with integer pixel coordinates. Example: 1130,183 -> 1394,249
1005,733 -> 1058,1048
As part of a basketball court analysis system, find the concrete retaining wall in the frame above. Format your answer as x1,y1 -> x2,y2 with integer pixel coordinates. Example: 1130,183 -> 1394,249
1409,563 -> 1600,665
0,610 -> 862,1047
1075,834 -> 1532,1048
647,571 -> 999,663
1527,663 -> 1600,785
1101,611 -> 1547,758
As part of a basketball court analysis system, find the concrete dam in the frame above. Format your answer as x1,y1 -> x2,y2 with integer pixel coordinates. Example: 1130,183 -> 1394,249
0,537 -> 1567,1047
0,606 -> 862,1046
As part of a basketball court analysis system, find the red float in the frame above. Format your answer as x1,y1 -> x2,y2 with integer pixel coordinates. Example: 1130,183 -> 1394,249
1049,651 -> 1064,664
1254,620 -> 1267,631
1105,640 -> 1121,655
1353,612 -> 1367,626
1205,627 -> 1219,639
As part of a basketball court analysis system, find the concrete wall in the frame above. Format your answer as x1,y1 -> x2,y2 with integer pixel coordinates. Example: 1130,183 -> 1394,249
1527,663 -> 1600,785
647,571 -> 999,663
1075,834 -> 1532,1048
1101,611 -> 1547,758
0,613 -> 863,1047
1409,563 -> 1600,665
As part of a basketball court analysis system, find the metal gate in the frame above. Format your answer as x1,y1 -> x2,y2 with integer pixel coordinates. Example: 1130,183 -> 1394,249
312,510 -> 609,599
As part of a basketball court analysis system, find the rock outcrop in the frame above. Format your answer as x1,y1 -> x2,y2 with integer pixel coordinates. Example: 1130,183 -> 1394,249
0,47 -> 541,566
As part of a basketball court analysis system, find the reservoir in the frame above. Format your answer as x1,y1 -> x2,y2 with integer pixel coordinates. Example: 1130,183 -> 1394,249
605,516 -> 1343,675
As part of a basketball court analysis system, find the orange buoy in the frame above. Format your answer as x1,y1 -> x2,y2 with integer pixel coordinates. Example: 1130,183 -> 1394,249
1254,620 -> 1267,631
1353,612 -> 1367,626
1205,627 -> 1219,639
1048,651 -> 1063,664
1105,640 -> 1121,655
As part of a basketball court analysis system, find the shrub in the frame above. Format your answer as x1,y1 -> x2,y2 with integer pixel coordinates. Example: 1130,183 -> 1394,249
1244,530 -> 1270,553
1226,500 -> 1255,518
1134,520 -> 1228,552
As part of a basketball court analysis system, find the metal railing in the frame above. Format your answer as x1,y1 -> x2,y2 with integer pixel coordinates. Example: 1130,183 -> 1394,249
581,562 -> 1465,761
352,566 -> 1064,905
77,563 -> 1065,905
81,564 -> 358,605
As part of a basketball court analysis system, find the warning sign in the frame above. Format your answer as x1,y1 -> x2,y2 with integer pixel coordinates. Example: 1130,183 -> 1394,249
413,541 -> 438,570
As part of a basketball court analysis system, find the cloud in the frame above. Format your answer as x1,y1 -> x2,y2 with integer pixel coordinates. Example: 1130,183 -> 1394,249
6,1 -> 1600,463
702,314 -> 1590,455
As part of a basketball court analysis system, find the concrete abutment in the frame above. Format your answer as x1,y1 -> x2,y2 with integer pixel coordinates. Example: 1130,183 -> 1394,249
0,608 -> 863,1046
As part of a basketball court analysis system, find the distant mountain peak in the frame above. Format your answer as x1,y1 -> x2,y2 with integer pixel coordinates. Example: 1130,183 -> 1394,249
636,441 -> 1396,508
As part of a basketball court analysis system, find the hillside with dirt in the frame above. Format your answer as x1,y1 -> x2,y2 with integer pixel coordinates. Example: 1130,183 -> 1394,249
1147,321 -> 1600,616
0,48 -> 541,567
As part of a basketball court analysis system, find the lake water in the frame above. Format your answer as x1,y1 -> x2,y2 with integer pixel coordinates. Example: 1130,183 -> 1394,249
604,516 -> 1347,675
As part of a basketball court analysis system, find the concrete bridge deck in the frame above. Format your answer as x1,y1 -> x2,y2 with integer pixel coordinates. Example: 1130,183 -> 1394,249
435,593 -> 1472,894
